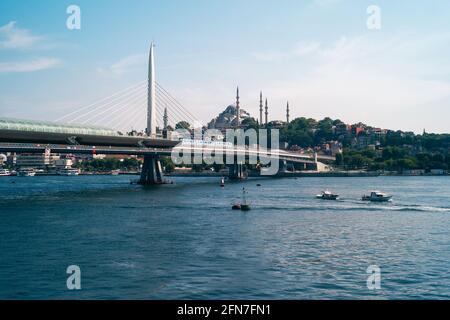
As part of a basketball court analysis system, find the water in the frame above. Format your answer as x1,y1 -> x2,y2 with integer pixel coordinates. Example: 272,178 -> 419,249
0,175 -> 449,300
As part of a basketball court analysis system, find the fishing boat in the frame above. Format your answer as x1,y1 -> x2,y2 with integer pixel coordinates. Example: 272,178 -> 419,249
362,191 -> 392,202
316,190 -> 339,200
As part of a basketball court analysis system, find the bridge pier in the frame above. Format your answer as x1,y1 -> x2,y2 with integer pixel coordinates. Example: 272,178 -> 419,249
228,163 -> 248,180
139,155 -> 167,185
279,160 -> 287,173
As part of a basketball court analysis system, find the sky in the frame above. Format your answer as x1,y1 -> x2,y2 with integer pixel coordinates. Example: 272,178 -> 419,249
0,0 -> 449,133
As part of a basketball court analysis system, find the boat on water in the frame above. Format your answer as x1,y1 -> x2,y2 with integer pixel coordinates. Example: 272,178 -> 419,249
57,168 -> 80,176
362,191 -> 392,202
231,188 -> 251,211
0,168 -> 11,176
316,190 -> 339,200
220,177 -> 225,187
17,169 -> 36,177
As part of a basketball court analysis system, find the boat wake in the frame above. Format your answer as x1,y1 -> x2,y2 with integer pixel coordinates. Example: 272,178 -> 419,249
260,203 -> 450,213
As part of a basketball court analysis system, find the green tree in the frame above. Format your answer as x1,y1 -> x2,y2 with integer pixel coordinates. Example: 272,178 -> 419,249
175,121 -> 191,130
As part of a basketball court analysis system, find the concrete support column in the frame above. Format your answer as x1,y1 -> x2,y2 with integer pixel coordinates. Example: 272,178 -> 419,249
139,155 -> 165,185
228,162 -> 248,180
279,160 -> 288,173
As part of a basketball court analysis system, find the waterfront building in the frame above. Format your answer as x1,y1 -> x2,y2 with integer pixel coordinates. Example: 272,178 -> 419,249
16,153 -> 60,170
55,158 -> 74,170
330,141 -> 343,156
333,123 -> 351,137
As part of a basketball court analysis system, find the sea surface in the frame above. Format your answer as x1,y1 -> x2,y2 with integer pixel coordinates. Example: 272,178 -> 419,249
0,175 -> 449,300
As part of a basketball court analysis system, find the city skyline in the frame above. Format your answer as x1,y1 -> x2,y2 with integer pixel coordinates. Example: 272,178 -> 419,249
1,0 -> 450,133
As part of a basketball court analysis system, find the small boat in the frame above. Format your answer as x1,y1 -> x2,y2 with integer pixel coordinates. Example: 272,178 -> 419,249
57,168 -> 80,176
240,188 -> 251,211
362,191 -> 392,202
17,169 -> 36,177
220,177 -> 225,187
231,188 -> 251,211
316,190 -> 339,200
0,168 -> 11,176
232,203 -> 241,210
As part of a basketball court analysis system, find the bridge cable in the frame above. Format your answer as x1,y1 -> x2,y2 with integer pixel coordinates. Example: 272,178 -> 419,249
55,80 -> 146,123
75,84 -> 147,125
97,90 -> 147,128
156,82 -> 198,121
155,85 -> 198,124
155,92 -> 193,127
83,85 -> 147,126
155,89 -> 197,125
114,101 -> 146,132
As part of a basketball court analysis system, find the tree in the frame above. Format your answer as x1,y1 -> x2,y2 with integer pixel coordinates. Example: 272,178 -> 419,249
175,121 -> 191,130
335,153 -> 343,166
241,117 -> 259,131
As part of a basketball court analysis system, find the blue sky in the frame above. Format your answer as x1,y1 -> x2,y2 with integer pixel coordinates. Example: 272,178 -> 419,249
1,0 -> 450,133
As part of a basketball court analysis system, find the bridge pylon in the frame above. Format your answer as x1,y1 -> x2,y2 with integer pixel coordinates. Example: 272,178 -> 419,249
228,162 -> 248,181
139,155 -> 168,185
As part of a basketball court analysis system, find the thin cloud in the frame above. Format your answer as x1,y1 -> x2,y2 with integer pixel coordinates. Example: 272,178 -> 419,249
109,54 -> 146,75
251,33 -> 450,132
313,0 -> 343,6
0,21 -> 42,49
0,58 -> 61,73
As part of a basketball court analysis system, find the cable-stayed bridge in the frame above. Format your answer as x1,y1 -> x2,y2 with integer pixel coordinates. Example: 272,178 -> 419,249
53,80 -> 199,136
0,43 -> 334,184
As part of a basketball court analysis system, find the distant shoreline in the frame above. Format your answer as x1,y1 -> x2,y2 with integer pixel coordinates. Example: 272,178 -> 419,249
1,171 -> 448,178
166,171 -> 449,178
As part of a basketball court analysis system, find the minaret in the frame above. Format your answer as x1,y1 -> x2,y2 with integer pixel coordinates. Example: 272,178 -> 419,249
236,86 -> 240,128
265,98 -> 269,126
286,101 -> 290,124
259,91 -> 263,126
147,42 -> 156,137
163,107 -> 168,130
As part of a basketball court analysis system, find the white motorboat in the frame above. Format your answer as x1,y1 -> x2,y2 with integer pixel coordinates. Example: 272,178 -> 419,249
17,169 -> 36,177
0,168 -> 11,176
316,190 -> 339,200
362,191 -> 392,202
